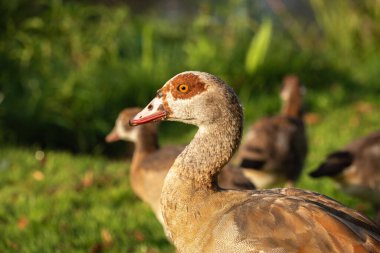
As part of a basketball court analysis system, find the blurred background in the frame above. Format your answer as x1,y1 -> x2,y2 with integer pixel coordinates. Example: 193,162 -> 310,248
1,0 -> 380,252
2,0 -> 380,154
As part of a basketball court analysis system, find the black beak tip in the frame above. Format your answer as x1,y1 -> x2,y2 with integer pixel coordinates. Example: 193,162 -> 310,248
129,120 -> 136,126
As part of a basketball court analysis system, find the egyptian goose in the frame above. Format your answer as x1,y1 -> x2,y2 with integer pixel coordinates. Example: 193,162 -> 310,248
130,71 -> 380,252
106,108 -> 254,225
310,131 -> 380,225
236,75 -> 308,188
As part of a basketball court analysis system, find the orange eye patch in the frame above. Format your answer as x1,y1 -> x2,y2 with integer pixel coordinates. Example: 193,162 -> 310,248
170,73 -> 207,100
177,84 -> 189,93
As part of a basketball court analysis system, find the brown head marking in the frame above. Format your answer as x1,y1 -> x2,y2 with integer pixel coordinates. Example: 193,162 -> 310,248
169,73 -> 207,100
157,87 -> 173,116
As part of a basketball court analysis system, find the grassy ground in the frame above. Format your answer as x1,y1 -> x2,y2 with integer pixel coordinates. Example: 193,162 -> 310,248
0,95 -> 379,252
0,148 -> 173,253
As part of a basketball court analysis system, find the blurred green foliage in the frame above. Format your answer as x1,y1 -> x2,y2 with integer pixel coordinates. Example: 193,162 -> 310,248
1,0 -> 380,153
245,18 -> 272,75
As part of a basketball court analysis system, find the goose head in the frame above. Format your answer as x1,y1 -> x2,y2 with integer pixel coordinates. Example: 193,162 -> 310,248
279,75 -> 306,118
130,71 -> 242,128
280,75 -> 304,102
106,107 -> 156,143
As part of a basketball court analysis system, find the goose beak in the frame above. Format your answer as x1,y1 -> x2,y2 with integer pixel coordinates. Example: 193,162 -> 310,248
129,97 -> 167,126
105,129 -> 120,143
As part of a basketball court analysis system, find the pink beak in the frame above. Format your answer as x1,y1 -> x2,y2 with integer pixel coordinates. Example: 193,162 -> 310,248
129,97 -> 167,126
105,129 -> 120,143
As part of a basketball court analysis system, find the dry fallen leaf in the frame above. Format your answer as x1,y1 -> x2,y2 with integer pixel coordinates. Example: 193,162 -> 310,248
82,170 -> 94,188
101,228 -> 112,246
133,230 -> 145,241
17,216 -> 29,230
33,170 -> 45,181
304,112 -> 321,125
89,229 -> 113,253
7,241 -> 18,250
354,101 -> 375,114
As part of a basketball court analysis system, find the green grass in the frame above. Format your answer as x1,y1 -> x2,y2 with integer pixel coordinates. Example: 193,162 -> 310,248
1,93 -> 379,252
0,148 -> 174,253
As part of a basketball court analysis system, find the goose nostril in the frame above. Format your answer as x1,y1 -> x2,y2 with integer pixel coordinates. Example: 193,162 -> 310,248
148,104 -> 153,110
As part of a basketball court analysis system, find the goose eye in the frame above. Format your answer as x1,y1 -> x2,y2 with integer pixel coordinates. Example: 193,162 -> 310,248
177,84 -> 189,93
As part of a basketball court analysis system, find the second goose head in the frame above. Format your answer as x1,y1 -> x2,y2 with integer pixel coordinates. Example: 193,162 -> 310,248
106,108 -> 142,143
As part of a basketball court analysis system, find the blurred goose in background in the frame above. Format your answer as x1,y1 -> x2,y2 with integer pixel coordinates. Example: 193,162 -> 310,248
235,75 -> 308,188
130,71 -> 380,252
310,131 -> 380,225
106,108 -> 255,225
106,108 -> 181,225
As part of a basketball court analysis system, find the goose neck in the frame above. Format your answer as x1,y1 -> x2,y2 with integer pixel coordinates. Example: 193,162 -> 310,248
281,92 -> 303,119
168,118 -> 242,189
130,128 -> 159,171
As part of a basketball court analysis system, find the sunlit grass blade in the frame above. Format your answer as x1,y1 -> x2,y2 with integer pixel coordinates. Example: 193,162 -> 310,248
245,19 -> 272,75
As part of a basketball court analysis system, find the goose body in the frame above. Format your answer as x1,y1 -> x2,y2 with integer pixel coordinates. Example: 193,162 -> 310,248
310,131 -> 380,224
106,108 -> 254,225
130,71 -> 380,252
236,75 -> 308,188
